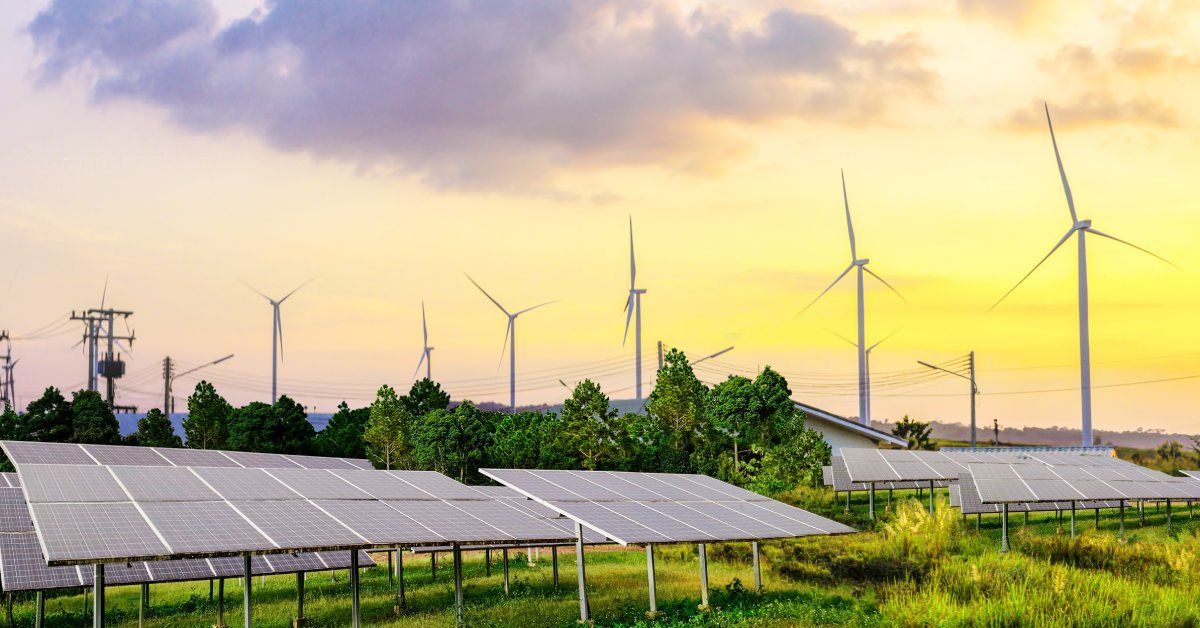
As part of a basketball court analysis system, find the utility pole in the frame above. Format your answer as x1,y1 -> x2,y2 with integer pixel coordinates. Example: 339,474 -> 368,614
657,341 -> 664,372
164,354 -> 234,414
993,418 -> 1000,446
917,352 -> 979,448
71,305 -> 135,411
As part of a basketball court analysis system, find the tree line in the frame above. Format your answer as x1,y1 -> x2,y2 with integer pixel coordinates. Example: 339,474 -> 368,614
0,349 -> 831,493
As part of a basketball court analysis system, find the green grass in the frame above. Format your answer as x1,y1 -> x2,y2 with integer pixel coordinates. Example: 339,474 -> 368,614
12,490 -> 1200,626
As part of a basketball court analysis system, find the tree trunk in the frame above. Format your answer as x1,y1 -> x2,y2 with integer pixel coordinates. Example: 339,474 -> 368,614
733,440 -> 739,471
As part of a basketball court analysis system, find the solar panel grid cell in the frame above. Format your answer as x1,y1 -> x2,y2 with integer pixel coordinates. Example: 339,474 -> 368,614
3,441 -> 95,466
82,444 -> 173,467
31,502 -> 169,562
313,499 -> 443,545
330,470 -> 437,500
139,501 -> 273,554
22,465 -> 128,503
387,500 -> 510,542
110,466 -> 220,502
0,533 -> 82,589
230,500 -> 364,549
191,467 -> 297,501
391,471 -> 490,500
222,451 -> 304,469
0,487 -> 33,532
154,448 -> 241,468
264,469 -> 374,500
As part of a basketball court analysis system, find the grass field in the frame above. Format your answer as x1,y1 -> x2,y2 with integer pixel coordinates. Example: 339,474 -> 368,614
11,487 -> 1200,626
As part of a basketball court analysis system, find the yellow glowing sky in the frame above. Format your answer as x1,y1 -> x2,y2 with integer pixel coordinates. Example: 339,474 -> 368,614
1,0 -> 1199,434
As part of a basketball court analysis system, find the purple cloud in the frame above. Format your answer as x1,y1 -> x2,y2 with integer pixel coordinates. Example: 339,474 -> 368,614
29,0 -> 933,192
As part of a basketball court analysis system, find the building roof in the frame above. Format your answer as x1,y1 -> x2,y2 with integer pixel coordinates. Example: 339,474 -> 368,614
793,401 -> 908,448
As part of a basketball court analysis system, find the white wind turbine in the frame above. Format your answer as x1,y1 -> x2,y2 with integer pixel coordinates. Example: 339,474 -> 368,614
623,217 -> 647,401
466,274 -> 555,413
829,329 -> 899,423
242,278 -> 315,403
413,301 -> 433,380
990,103 -> 1174,447
800,171 -> 904,425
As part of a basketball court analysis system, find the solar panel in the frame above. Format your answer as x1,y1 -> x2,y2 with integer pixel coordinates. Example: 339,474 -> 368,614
153,448 -> 241,468
1,441 -> 95,466
110,466 -> 220,502
390,471 -> 490,500
452,499 -> 576,541
229,500 -> 365,548
821,466 -> 833,487
0,533 -> 82,589
30,502 -> 170,563
191,467 -> 297,501
221,451 -> 304,469
262,468 -> 374,499
22,465 -> 128,503
82,444 -> 173,467
331,470 -> 441,500
139,501 -> 273,554
386,500 -> 511,542
0,488 -> 34,532
484,468 -> 855,545
311,499 -> 445,545
280,454 -> 362,470
146,558 -> 215,582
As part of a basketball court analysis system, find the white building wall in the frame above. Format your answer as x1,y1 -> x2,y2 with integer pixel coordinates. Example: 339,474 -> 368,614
806,420 -> 880,456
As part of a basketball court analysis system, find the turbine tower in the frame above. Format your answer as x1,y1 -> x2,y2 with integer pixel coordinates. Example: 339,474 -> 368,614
830,329 -> 897,423
800,171 -> 904,426
466,274 -> 555,413
623,217 -> 647,401
414,301 -> 433,380
243,278 -> 314,404
990,103 -> 1173,447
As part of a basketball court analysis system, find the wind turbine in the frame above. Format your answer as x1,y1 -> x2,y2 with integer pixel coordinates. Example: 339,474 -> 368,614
466,274 -> 555,413
242,278 -> 315,404
829,329 -> 898,424
989,103 -> 1174,447
623,217 -> 647,401
414,301 -> 433,380
799,171 -> 905,425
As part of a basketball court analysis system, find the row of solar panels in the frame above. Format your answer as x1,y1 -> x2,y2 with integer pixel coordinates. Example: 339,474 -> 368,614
826,448 -> 1200,508
2,441 -> 854,574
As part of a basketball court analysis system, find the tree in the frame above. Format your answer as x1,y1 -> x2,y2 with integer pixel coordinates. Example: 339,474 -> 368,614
753,366 -> 794,443
648,348 -> 710,456
315,402 -> 370,459
364,385 -> 410,469
135,409 -> 183,448
403,379 -> 450,417
273,396 -> 315,454
893,415 -> 933,450
225,402 -> 277,453
0,406 -> 19,472
412,401 -> 492,482
708,375 -> 762,471
1158,440 -> 1183,465
183,381 -> 231,449
70,390 -> 121,445
491,411 -> 574,470
20,387 -> 73,442
752,410 -> 830,493
559,380 -> 621,470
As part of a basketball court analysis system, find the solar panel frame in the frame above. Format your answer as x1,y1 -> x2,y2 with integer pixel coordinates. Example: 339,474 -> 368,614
21,465 -> 128,503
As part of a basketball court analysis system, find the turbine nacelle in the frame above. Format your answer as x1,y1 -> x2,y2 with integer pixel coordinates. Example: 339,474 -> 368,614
854,258 -> 869,266
1074,219 -> 1092,230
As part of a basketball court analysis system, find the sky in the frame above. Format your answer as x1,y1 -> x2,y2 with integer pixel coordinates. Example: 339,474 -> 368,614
1,0 -> 1199,436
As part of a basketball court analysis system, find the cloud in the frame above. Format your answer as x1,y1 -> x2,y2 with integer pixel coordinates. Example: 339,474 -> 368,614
27,0 -> 933,193
1006,94 -> 1178,130
956,0 -> 1048,27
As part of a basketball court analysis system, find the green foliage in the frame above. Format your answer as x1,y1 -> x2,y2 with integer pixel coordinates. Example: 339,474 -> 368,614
0,406 -> 17,471
893,415 -> 933,450
183,381 -> 230,449
69,389 -> 120,445
490,411 -> 575,470
315,402 -> 370,458
411,401 -> 493,482
646,349 -> 708,436
403,378 -> 450,417
707,375 -> 762,471
135,408 -> 183,448
558,379 -> 621,470
225,396 -> 313,454
20,386 -> 73,442
364,385 -> 411,469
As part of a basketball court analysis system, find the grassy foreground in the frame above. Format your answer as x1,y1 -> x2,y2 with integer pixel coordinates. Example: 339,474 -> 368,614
11,488 -> 1200,626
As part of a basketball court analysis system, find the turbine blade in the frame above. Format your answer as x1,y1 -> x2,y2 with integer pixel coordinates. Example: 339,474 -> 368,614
515,300 -> 556,316
1085,228 -> 1177,268
629,216 -> 637,289
826,329 -> 857,348
497,319 -> 512,372
465,274 -> 510,315
413,349 -> 427,378
421,301 -> 429,344
869,327 -> 902,352
1045,103 -> 1078,223
99,275 -> 109,309
690,346 -> 734,365
797,263 -> 854,316
988,227 -> 1076,312
863,267 -> 906,303
841,170 -> 857,259
622,293 -> 635,346
240,280 -> 272,302
278,277 -> 316,303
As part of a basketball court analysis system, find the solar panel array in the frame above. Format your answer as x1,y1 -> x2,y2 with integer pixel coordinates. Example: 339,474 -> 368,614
0,472 -> 373,592
955,472 -> 1122,514
839,448 -> 1033,483
2,441 -> 576,566
968,461 -> 1200,504
829,457 -> 942,492
2,441 -> 372,471
481,468 -> 854,546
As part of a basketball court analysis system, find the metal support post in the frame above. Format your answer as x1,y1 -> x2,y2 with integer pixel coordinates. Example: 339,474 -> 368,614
1119,500 -> 1126,540
1000,504 -> 1009,552
294,572 -> 306,627
217,578 -> 226,628
576,522 -> 589,624
35,591 -> 44,628
453,544 -> 464,628
698,543 -> 710,610
350,550 -> 360,628
431,552 -> 437,581
485,549 -> 491,577
552,546 -> 559,587
1167,499 -> 1172,532
243,555 -> 252,628
868,484 -> 875,521
502,549 -> 510,596
1070,501 -> 1076,539
388,550 -> 394,584
140,582 -> 149,627
929,480 -> 935,515
395,547 -> 406,613
646,544 -> 658,619
752,541 -> 762,592
93,564 -> 104,628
